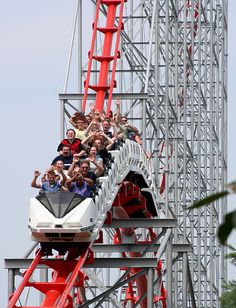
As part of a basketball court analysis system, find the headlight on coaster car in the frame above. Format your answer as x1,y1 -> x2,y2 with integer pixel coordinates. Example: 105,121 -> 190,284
63,222 -> 82,228
36,222 -> 52,227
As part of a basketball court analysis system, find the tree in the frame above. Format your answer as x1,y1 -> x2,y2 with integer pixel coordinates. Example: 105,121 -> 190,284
188,182 -> 236,244
220,250 -> 236,307
188,183 -> 236,306
220,284 -> 236,308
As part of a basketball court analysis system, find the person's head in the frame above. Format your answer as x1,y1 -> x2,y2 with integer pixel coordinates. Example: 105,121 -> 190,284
85,114 -> 92,123
47,171 -> 57,184
93,138 -> 102,149
91,124 -> 99,133
66,129 -> 76,140
54,160 -> 64,171
76,119 -> 85,130
75,174 -> 84,186
80,160 -> 90,176
102,119 -> 111,132
62,145 -> 71,157
89,146 -> 97,157
94,110 -> 101,121
108,110 -> 113,119
84,120 -> 89,129
121,116 -> 127,125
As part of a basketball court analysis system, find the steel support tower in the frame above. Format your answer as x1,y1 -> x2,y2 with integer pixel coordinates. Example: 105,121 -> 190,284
60,0 -> 228,306
5,1 -> 227,307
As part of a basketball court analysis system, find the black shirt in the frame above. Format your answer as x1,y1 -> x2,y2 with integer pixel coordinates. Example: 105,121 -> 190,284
51,155 -> 73,170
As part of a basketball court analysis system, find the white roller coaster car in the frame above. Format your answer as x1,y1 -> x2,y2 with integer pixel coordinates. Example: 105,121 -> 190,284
28,191 -> 98,245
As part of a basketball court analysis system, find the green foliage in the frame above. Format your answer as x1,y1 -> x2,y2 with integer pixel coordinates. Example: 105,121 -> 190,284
223,280 -> 236,291
187,183 -> 236,305
225,246 -> 236,265
186,185 -> 236,305
226,251 -> 236,266
220,284 -> 236,308
220,249 -> 236,307
187,191 -> 229,210
187,183 -> 236,245
218,211 -> 236,244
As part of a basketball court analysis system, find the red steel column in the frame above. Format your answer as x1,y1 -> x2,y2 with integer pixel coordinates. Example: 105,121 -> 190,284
95,4 -> 117,112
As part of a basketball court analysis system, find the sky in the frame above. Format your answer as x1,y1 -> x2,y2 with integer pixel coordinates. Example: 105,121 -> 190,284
0,1 -> 236,307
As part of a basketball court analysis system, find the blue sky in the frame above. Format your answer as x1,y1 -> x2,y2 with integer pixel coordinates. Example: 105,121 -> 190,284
0,1 -> 75,305
0,1 -> 236,306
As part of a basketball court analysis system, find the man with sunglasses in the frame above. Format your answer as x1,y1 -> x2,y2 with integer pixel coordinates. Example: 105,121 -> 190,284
79,160 -> 97,186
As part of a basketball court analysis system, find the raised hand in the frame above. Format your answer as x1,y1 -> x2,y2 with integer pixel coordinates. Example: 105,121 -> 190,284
91,131 -> 97,137
78,150 -> 86,157
73,154 -> 80,163
115,98 -> 120,106
34,170 -> 41,177
90,102 -> 95,111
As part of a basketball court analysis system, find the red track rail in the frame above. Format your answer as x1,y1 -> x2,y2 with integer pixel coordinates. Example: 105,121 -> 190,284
8,250 -> 43,308
8,248 -> 91,308
112,181 -> 167,307
82,0 -> 126,114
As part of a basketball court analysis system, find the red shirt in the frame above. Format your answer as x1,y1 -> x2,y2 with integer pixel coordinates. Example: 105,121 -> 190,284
57,138 -> 83,155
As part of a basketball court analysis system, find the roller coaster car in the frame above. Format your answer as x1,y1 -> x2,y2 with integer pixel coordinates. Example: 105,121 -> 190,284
28,191 -> 98,244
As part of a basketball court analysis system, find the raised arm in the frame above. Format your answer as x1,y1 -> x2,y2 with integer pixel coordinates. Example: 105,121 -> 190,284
66,171 -> 94,188
110,120 -> 118,139
114,98 -> 121,122
31,171 -> 42,189
125,123 -> 139,134
81,131 -> 96,145
67,155 -> 81,178
82,174 -> 94,186
69,115 -> 78,128
88,156 -> 104,177
59,170 -> 67,187
66,174 -> 76,189
84,120 -> 96,137
100,131 -> 115,151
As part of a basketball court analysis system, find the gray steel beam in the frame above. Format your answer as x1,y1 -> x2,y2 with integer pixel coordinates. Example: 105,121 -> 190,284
147,267 -> 154,308
166,233 -> 173,308
5,258 -> 168,269
79,269 -> 146,308
103,218 -> 177,229
187,260 -> 197,308
91,243 -> 192,253
7,268 -> 15,298
59,93 -> 151,100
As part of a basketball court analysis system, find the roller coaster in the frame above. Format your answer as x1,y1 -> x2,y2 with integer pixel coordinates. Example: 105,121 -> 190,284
5,1 -> 228,307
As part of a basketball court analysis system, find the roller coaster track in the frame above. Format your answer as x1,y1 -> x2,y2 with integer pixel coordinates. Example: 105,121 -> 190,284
7,140 -> 183,307
82,0 -> 126,114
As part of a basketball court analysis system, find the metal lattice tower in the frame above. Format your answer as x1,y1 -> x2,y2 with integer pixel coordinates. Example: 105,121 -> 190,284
60,0 -> 227,306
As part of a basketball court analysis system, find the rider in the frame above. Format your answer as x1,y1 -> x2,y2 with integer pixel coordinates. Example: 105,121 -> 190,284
31,170 -> 66,193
